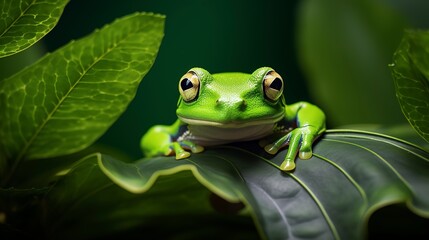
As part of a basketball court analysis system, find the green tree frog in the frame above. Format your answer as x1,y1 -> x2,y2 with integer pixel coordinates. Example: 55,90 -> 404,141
140,67 -> 326,171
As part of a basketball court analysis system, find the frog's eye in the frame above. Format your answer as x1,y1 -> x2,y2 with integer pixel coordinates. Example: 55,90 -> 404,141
179,71 -> 200,102
263,70 -> 284,101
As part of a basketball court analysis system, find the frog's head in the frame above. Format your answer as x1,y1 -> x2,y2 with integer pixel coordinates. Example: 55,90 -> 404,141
176,67 -> 286,128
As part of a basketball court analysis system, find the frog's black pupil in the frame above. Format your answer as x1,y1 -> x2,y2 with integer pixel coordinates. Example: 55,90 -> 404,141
181,78 -> 193,90
270,78 -> 282,90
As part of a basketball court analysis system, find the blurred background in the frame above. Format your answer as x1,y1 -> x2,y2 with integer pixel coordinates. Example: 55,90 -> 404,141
1,0 -> 428,238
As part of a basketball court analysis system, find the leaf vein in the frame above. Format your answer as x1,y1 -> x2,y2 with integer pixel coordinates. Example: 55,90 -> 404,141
0,0 -> 37,38
14,27 -> 139,162
288,173 -> 340,240
312,153 -> 368,207
323,137 -> 415,196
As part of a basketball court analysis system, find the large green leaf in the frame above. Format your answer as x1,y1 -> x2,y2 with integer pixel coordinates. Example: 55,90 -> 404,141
42,153 -> 258,240
0,13 -> 164,166
100,130 -> 429,239
297,0 -> 406,126
0,0 -> 69,58
391,30 -> 429,143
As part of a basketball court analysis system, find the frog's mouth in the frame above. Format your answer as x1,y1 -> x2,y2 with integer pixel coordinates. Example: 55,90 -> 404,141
177,112 -> 284,128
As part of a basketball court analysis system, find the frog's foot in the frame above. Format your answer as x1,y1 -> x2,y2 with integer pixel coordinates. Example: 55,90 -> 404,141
181,140 -> 204,154
262,134 -> 297,171
266,127 -> 318,171
170,141 -> 204,160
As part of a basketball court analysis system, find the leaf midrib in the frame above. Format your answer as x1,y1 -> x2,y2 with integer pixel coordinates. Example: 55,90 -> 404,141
0,0 -> 37,39
15,36 -> 126,162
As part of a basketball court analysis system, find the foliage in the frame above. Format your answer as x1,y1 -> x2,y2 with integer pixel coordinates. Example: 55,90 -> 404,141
0,12 -> 165,181
0,0 -> 69,58
390,30 -> 429,143
0,1 -> 429,240
100,130 -> 429,239
0,4 -> 165,238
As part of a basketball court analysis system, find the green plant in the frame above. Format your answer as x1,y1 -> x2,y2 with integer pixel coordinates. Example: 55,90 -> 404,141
0,1 -> 165,238
1,1 -> 428,240
390,29 -> 429,144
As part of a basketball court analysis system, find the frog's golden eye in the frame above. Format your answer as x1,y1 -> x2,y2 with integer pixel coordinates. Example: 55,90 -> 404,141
263,70 -> 284,101
179,71 -> 200,102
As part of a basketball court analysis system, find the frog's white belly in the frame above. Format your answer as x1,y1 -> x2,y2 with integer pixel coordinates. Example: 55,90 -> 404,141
180,123 -> 275,146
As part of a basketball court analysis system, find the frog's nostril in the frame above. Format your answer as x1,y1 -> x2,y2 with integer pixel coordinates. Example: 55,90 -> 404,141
238,100 -> 247,110
216,97 -> 246,111
216,98 -> 228,106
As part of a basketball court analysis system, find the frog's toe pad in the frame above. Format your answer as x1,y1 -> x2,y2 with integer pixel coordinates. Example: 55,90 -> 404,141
176,151 -> 191,160
264,144 -> 279,155
191,145 -> 204,153
299,151 -> 312,160
280,160 -> 296,171
164,148 -> 174,156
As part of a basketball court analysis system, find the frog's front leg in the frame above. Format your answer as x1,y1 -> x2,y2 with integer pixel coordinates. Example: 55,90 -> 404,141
263,101 -> 326,171
140,119 -> 204,159
263,125 -> 321,171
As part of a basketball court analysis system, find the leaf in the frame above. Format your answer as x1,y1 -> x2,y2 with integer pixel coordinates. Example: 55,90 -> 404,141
0,13 -> 165,166
296,0 -> 407,126
0,0 -> 69,58
337,123 -> 429,150
43,153 -> 258,240
390,29 -> 429,143
100,130 -> 429,240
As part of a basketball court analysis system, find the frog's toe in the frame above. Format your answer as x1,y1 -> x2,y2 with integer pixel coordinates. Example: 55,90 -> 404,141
171,142 -> 191,160
280,160 -> 296,171
264,144 -> 279,155
299,151 -> 312,160
176,151 -> 191,160
191,145 -> 204,153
